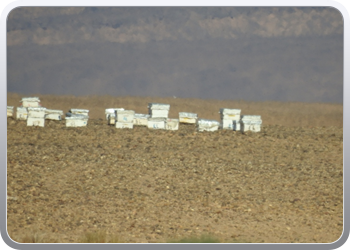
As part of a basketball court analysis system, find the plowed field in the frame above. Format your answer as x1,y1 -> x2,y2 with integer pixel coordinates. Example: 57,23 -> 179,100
6,94 -> 343,243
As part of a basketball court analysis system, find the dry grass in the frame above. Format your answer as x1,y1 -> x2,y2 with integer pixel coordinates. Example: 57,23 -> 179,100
79,230 -> 123,243
7,92 -> 343,127
167,234 -> 221,243
11,231 -> 59,243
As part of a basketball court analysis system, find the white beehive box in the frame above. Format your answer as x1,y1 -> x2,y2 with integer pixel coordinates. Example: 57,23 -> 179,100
197,119 -> 220,132
28,107 -> 46,118
20,97 -> 41,108
116,110 -> 135,123
221,119 -> 241,131
69,109 -> 89,117
27,117 -> 45,127
240,115 -> 262,132
179,112 -> 198,124
45,109 -> 64,120
149,109 -> 169,118
16,107 -> 28,120
108,113 -> 116,125
7,106 -> 14,117
116,122 -> 134,129
105,108 -> 124,120
221,119 -> 234,130
147,117 -> 166,130
133,114 -> 150,126
148,103 -> 170,118
219,108 -> 241,120
166,118 -> 179,130
65,113 -> 88,127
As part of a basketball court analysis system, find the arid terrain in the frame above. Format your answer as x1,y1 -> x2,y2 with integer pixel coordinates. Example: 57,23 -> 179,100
6,93 -> 343,243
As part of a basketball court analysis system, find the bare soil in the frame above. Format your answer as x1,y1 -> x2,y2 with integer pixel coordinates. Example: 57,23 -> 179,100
6,94 -> 343,243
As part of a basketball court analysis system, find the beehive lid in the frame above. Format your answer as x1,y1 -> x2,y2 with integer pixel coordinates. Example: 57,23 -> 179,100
69,109 -> 89,113
197,119 -> 220,126
241,115 -> 262,125
219,108 -> 241,115
65,112 -> 89,118
7,106 -> 14,110
148,103 -> 170,110
20,97 -> 40,102
65,116 -> 89,120
28,107 -> 46,111
105,108 -> 124,114
45,109 -> 63,114
179,112 -> 197,118
241,115 -> 261,120
116,110 -> 135,115
135,113 -> 150,118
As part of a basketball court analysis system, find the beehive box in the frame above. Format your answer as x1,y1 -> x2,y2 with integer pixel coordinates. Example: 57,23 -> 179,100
219,108 -> 241,120
240,115 -> 262,132
69,109 -> 89,117
20,97 -> 41,108
65,113 -> 89,127
116,122 -> 134,129
147,117 -> 166,130
197,119 -> 220,132
179,112 -> 197,124
16,107 -> 28,120
166,118 -> 179,130
27,117 -> 45,127
45,109 -> 64,120
133,114 -> 150,126
116,110 -> 135,123
105,108 -> 124,120
221,119 -> 241,131
148,103 -> 170,118
7,106 -> 14,117
108,113 -> 116,125
221,119 -> 234,130
28,107 -> 46,118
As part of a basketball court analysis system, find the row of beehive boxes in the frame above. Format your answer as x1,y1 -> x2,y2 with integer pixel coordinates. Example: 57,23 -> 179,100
105,103 -> 180,130
105,104 -> 262,132
7,106 -> 89,128
7,98 -> 262,132
7,97 -> 89,127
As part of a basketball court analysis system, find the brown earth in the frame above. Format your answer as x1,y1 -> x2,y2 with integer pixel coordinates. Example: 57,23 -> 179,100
6,93 -> 343,243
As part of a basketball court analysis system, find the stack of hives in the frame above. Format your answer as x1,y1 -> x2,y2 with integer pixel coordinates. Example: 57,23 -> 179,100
219,108 -> 241,131
147,103 -> 179,130
105,108 -> 124,125
116,109 -> 135,129
240,115 -> 262,132
16,97 -> 41,120
7,106 -> 14,117
27,107 -> 46,127
65,109 -> 89,127
20,97 -> 41,108
147,103 -> 169,130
